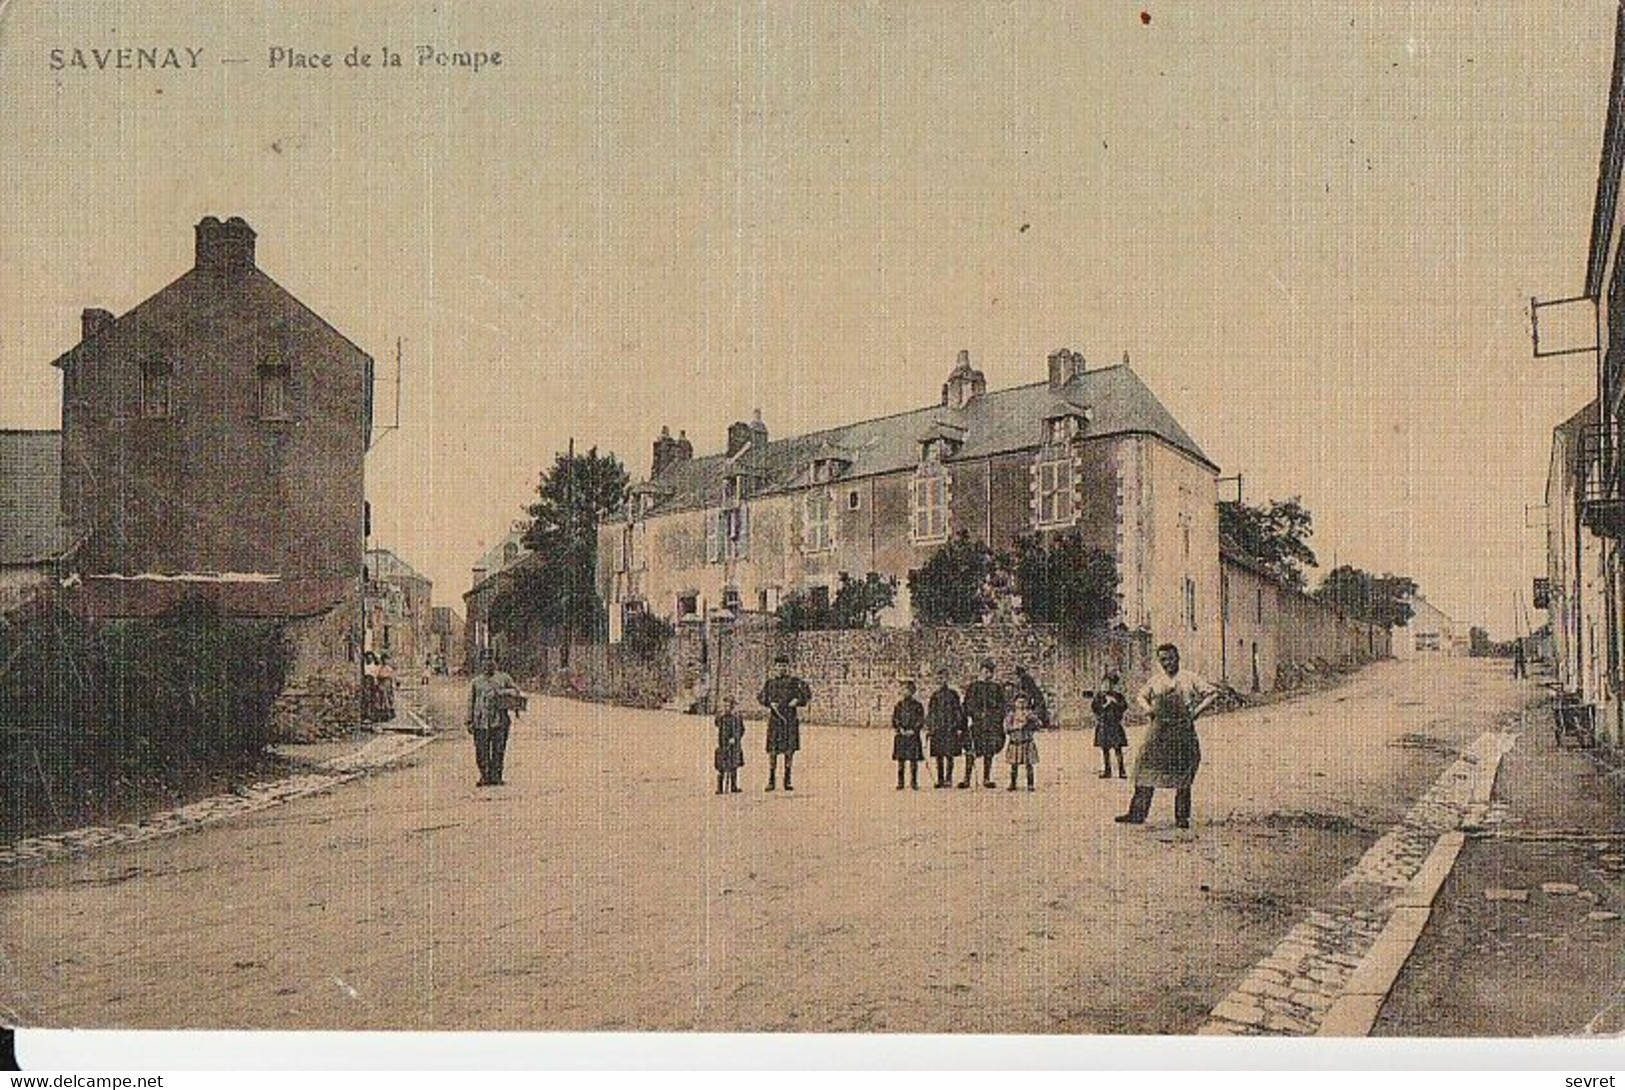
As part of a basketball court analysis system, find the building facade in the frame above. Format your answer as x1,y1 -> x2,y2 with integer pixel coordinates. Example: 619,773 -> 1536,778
364,548 -> 434,674
429,605 -> 466,675
462,522 -> 534,668
599,350 -> 1226,680
0,430 -> 63,614
41,216 -> 374,738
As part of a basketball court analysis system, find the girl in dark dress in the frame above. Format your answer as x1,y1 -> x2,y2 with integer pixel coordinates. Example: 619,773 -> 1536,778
1091,671 -> 1129,779
891,679 -> 926,790
714,696 -> 745,794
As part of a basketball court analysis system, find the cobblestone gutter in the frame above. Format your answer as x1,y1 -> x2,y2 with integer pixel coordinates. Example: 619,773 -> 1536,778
1198,729 -> 1516,1036
0,731 -> 436,872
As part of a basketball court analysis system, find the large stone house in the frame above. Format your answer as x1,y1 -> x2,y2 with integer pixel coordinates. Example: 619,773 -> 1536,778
30,215 -> 374,737
598,349 -> 1225,679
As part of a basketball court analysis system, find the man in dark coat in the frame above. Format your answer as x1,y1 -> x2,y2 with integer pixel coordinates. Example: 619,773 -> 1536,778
925,668 -> 966,789
961,659 -> 1007,788
758,654 -> 812,791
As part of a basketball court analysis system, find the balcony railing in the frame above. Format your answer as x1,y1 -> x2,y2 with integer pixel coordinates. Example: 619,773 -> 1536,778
1579,423 -> 1625,538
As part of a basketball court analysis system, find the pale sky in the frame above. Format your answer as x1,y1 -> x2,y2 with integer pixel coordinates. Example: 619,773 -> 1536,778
0,1 -> 1615,635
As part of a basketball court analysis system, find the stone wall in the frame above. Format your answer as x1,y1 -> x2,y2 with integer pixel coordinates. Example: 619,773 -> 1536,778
272,584 -> 362,741
710,623 -> 1151,728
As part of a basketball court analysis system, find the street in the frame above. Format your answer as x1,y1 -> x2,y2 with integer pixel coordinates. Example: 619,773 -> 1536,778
0,658 -> 1545,1033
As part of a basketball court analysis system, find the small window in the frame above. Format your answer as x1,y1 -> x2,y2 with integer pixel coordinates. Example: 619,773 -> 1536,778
1046,417 -> 1077,445
722,587 -> 742,613
1035,459 -> 1074,527
258,364 -> 291,420
139,359 -> 173,419
848,490 -> 861,511
678,593 -> 699,617
1184,577 -> 1197,631
1256,587 -> 1264,624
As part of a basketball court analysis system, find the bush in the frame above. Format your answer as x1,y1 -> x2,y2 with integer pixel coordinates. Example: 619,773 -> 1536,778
1014,533 -> 1119,637
0,595 -> 292,839
621,610 -> 674,659
909,533 -> 998,626
777,573 -> 899,632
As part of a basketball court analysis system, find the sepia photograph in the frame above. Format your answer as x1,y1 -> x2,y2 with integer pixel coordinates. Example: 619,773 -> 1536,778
2,0 -> 1625,1069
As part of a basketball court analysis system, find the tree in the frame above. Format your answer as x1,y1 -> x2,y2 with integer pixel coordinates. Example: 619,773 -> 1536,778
1219,497 -> 1318,588
1014,533 -> 1119,636
909,533 -> 997,626
1314,565 -> 1418,628
831,572 -> 898,629
491,446 -> 629,640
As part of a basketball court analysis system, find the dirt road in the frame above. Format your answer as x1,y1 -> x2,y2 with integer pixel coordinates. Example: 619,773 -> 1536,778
0,657 -> 1536,1033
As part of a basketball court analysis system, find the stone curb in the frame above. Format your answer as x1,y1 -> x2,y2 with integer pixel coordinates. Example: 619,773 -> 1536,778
0,731 -> 439,873
1199,729 -> 1514,1038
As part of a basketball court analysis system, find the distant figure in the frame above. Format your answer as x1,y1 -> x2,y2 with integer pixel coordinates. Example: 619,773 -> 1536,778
758,654 -> 812,792
1513,641 -> 1527,679
1117,645 -> 1217,829
1091,671 -> 1130,779
961,659 -> 1008,788
466,652 -> 523,787
925,668 -> 966,789
713,696 -> 746,795
1013,665 -> 1050,729
891,679 -> 926,790
1004,693 -> 1041,792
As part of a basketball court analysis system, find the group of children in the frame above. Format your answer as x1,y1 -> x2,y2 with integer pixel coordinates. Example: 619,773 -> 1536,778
711,657 -> 1136,795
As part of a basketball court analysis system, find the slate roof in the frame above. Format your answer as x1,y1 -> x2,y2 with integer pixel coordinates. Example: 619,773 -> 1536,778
633,364 -> 1215,519
0,430 -> 63,565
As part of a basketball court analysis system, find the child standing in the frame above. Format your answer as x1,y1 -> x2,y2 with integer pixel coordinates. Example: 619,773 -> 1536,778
925,668 -> 965,788
714,696 -> 745,795
891,679 -> 926,790
1004,693 -> 1041,792
1091,671 -> 1129,779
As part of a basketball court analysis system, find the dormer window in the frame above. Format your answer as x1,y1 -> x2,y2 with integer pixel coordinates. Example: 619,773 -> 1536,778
1043,403 -> 1090,446
810,457 -> 848,484
139,358 -> 173,419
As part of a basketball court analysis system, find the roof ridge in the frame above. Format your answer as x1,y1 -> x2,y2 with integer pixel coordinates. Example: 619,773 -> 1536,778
682,367 -> 1132,462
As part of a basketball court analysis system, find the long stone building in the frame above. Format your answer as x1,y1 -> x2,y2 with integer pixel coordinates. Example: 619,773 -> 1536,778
598,349 -> 1227,680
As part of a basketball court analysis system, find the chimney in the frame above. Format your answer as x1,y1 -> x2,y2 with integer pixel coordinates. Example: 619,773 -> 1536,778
941,349 -> 987,409
676,429 -> 693,461
726,420 -> 754,458
652,425 -> 690,478
1047,348 -> 1086,390
194,215 -> 257,273
749,408 -> 768,448
81,308 -> 113,341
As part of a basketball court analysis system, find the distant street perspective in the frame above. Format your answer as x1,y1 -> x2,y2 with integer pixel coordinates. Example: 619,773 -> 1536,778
9,657 -> 1614,1035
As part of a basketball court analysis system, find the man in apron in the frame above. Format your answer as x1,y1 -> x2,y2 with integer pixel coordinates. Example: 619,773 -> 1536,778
1117,644 -> 1217,829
